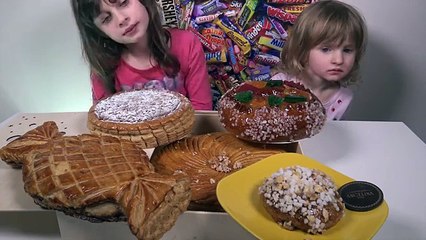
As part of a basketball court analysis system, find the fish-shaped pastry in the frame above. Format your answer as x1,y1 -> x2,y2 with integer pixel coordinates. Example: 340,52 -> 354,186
0,121 -> 191,240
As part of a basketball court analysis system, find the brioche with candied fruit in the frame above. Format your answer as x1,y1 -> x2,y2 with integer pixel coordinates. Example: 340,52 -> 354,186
259,166 -> 345,234
218,80 -> 326,143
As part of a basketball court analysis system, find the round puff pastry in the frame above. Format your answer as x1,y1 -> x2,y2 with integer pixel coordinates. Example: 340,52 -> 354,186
87,90 -> 195,149
150,132 -> 286,210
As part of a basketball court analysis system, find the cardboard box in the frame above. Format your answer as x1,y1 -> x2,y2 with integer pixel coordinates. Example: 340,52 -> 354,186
0,112 -> 302,239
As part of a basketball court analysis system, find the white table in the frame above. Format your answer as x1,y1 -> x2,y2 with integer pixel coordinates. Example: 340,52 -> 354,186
0,112 -> 425,240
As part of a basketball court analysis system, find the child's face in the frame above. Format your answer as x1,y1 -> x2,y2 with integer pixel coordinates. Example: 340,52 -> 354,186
305,40 -> 356,83
94,0 -> 149,45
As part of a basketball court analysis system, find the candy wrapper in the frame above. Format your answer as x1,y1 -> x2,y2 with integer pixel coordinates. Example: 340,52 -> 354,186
157,0 -> 314,109
156,0 -> 180,27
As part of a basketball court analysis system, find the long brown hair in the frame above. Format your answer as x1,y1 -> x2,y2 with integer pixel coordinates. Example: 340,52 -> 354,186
281,0 -> 367,86
71,0 -> 180,94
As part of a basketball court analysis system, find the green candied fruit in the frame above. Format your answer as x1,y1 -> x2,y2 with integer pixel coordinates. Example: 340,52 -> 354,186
234,91 -> 253,103
284,95 -> 307,103
268,95 -> 284,107
265,80 -> 283,87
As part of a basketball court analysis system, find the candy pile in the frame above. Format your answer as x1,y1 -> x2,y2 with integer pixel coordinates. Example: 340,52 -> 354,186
157,0 -> 315,109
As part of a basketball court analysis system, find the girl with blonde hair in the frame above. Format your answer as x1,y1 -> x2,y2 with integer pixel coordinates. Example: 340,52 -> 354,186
273,0 -> 367,120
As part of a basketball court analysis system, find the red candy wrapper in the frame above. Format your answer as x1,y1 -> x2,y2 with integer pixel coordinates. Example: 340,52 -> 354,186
261,4 -> 298,24
189,26 -> 220,52
244,16 -> 272,41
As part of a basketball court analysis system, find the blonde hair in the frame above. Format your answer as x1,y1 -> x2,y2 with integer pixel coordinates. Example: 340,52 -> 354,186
280,0 -> 367,86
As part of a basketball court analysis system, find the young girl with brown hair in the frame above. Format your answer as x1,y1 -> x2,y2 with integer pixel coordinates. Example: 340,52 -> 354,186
71,0 -> 213,110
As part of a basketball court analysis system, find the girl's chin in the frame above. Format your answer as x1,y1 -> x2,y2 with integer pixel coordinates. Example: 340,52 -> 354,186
324,78 -> 342,82
323,74 -> 347,82
124,34 -> 147,45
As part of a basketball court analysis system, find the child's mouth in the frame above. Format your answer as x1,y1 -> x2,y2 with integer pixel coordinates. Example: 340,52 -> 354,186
123,22 -> 138,36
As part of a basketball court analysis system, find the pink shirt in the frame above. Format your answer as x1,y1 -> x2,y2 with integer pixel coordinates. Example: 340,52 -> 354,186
322,87 -> 353,120
91,28 -> 213,110
272,72 -> 353,120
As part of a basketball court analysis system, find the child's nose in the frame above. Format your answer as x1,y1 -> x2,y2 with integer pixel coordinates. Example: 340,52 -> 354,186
331,51 -> 343,64
117,13 -> 129,27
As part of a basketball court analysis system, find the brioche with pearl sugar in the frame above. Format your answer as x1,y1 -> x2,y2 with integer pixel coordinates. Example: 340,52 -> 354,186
87,89 -> 195,148
218,80 -> 326,143
259,166 -> 345,234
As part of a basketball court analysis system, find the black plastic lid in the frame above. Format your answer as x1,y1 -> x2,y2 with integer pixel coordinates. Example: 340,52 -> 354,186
338,181 -> 384,212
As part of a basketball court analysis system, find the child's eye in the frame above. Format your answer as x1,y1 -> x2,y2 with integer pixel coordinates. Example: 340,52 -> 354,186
102,15 -> 111,24
119,0 -> 129,6
343,48 -> 354,53
321,47 -> 331,52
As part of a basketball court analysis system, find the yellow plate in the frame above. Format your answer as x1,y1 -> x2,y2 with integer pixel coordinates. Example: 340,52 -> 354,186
216,153 -> 389,240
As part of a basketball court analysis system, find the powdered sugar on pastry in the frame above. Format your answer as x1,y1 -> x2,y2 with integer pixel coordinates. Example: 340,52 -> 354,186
95,90 -> 181,123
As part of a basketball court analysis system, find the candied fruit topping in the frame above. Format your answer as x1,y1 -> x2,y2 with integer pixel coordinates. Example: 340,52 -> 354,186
266,80 -> 283,87
284,95 -> 307,103
268,95 -> 285,107
234,91 -> 253,103
248,81 -> 268,88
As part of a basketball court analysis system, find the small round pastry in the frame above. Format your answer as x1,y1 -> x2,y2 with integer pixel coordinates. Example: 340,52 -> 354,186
87,90 -> 195,148
218,80 -> 326,143
259,166 -> 345,234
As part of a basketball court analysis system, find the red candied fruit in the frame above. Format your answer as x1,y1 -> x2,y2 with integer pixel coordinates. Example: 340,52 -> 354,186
283,80 -> 306,90
236,82 -> 265,93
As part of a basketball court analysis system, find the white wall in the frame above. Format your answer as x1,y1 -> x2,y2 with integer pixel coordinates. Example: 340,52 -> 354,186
0,1 -> 92,116
1,0 -> 425,143
342,0 -> 426,143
